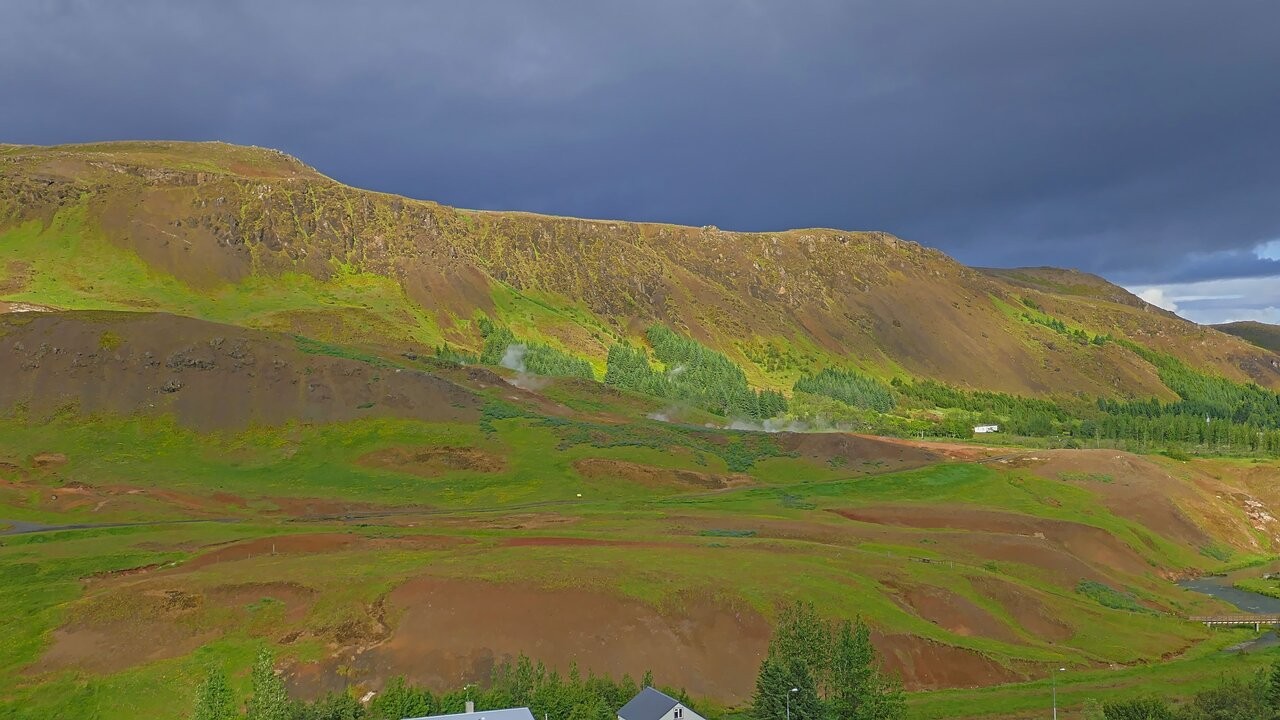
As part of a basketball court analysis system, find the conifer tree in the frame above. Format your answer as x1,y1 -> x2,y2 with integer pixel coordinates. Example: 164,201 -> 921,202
751,657 -> 822,720
246,649 -> 291,720
192,666 -> 236,720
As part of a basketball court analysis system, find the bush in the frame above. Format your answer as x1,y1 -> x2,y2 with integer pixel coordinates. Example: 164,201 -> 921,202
1076,580 -> 1154,614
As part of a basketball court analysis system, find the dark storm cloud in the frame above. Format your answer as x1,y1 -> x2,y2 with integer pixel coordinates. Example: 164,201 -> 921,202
2,1 -> 1279,294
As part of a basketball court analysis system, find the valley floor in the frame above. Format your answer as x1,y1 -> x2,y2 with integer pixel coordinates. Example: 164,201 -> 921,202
3,410 -> 1279,719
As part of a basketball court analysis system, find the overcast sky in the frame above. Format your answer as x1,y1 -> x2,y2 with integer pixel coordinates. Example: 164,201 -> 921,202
3,1 -> 1278,324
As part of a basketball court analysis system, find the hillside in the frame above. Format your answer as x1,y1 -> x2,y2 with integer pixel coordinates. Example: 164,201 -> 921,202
3,141 -> 1279,403
3,310 -> 1280,720
1215,320 -> 1280,353
5,142 -> 1280,719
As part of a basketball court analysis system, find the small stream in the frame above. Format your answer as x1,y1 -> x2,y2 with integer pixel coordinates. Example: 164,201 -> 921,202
0,517 -> 238,536
1179,574 -> 1280,652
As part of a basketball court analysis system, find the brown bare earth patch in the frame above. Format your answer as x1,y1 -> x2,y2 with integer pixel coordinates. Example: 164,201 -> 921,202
263,496 -> 393,518
28,589 -> 213,675
882,579 -> 1021,644
210,491 -> 249,508
84,563 -> 168,581
969,575 -> 1074,642
501,536 -> 677,549
0,260 -> 31,293
779,432 -> 945,467
32,620 -> 216,676
1004,450 -> 1213,548
849,434 -> 1002,463
206,581 -> 317,622
30,578 -> 322,676
287,576 -> 770,703
573,458 -> 752,490
359,446 -> 506,478
834,505 -> 1152,578
0,311 -> 481,432
874,633 -> 1022,689
29,452 -> 67,469
179,533 -> 360,572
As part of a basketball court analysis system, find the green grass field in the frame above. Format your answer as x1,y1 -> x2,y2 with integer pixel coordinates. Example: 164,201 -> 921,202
2,403 -> 1276,719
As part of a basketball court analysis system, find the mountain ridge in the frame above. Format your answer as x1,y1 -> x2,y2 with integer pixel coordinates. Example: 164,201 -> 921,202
1215,320 -> 1280,353
3,140 -> 1278,401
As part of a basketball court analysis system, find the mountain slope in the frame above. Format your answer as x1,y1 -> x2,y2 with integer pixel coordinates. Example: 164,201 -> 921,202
1215,320 -> 1280,353
3,141 -> 1278,402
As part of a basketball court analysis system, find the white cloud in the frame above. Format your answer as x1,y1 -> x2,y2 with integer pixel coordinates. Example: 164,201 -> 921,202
1126,276 -> 1280,325
1135,287 -> 1178,312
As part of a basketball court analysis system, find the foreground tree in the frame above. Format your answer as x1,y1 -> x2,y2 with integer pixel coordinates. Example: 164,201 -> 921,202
1267,661 -> 1280,713
192,666 -> 237,720
246,649 -> 291,720
829,620 -> 904,720
1177,675 -> 1268,720
752,602 -> 904,720
751,657 -> 823,720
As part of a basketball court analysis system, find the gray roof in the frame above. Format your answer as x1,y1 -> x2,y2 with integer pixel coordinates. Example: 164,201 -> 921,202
617,688 -> 680,720
406,708 -> 536,720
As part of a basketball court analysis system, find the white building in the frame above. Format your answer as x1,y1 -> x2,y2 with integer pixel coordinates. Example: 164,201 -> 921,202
973,424 -> 1000,434
407,704 -> 535,720
618,688 -> 705,720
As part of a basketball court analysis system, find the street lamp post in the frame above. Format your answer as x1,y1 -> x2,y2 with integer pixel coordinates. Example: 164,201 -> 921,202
1052,667 -> 1065,720
786,687 -> 798,720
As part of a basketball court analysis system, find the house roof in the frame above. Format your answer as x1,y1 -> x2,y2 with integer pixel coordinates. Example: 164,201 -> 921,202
618,687 -> 681,720
405,708 -> 536,720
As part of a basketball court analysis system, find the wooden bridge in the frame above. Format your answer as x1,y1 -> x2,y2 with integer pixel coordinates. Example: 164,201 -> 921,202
1190,615 -> 1280,630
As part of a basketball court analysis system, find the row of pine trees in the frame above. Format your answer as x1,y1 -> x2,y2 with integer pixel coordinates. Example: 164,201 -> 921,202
446,320 -> 1280,454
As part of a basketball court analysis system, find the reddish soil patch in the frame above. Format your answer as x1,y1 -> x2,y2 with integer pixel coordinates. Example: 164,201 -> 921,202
360,446 -> 506,478
969,575 -> 1073,642
834,505 -> 1152,579
288,576 -> 770,703
874,633 -> 1022,689
573,458 -> 752,490
949,533 -> 1120,589
848,434 -> 999,463
180,533 -> 360,571
779,432 -> 945,467
1007,450 -> 1212,548
501,536 -> 676,549
84,563 -> 167,581
206,581 -> 317,622
141,488 -> 237,515
32,621 -> 216,676
28,589 -> 213,676
882,580 -> 1021,644
29,579 -> 322,676
30,452 -> 68,469
210,491 -> 249,508
264,496 -> 391,518
0,311 -> 481,432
